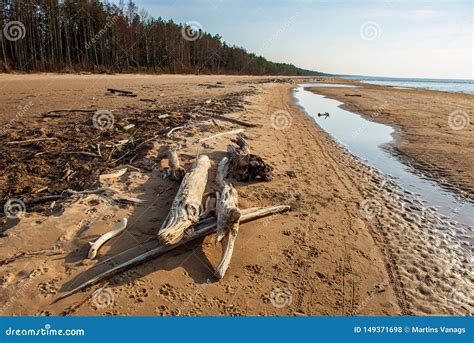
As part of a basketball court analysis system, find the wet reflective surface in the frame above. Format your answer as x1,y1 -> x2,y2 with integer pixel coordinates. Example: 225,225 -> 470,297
293,84 -> 474,227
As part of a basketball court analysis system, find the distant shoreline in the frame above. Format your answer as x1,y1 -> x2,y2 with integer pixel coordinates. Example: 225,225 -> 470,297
339,75 -> 474,94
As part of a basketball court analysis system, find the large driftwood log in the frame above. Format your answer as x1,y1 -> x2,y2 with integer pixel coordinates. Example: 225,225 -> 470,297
157,155 -> 211,245
214,157 -> 241,279
227,136 -> 273,182
53,205 -> 290,303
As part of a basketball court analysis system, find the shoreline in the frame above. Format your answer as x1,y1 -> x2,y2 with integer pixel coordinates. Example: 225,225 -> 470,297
304,78 -> 473,201
300,84 -> 473,207
0,75 -> 471,316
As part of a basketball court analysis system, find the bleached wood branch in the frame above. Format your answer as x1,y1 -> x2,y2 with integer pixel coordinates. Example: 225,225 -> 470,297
99,168 -> 127,183
88,218 -> 128,260
214,157 -> 241,279
198,129 -> 245,143
166,126 -> 185,137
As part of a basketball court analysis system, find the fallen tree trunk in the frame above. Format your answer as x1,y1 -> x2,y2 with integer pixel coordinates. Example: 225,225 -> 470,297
157,155 -> 211,245
53,205 -> 290,303
214,157 -> 241,279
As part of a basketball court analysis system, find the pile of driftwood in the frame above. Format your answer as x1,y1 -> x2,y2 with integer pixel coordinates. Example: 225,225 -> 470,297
158,136 -> 275,278
55,135 -> 287,302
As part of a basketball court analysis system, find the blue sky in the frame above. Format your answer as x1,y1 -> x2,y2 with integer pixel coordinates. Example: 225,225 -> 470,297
115,0 -> 472,79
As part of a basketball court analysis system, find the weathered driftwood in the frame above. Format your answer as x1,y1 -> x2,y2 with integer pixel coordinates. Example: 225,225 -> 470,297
7,137 -> 58,144
53,205 -> 290,303
99,168 -> 127,183
122,124 -> 135,131
107,88 -> 133,95
139,98 -> 157,103
199,192 -> 218,219
212,114 -> 259,128
29,187 -> 115,204
227,136 -> 273,182
214,157 -> 241,279
61,151 -> 101,158
166,126 -> 185,137
165,148 -> 185,181
112,194 -> 145,204
88,218 -> 128,260
157,155 -> 211,245
28,187 -> 142,205
198,129 -> 245,143
42,109 -> 97,118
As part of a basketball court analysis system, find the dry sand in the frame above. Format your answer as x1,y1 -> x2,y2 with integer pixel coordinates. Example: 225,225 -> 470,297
0,74 -> 471,316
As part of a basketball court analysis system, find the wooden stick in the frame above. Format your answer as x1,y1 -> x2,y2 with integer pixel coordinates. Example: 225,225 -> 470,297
211,114 -> 259,128
53,205 -> 290,303
88,218 -> 128,260
198,129 -> 245,143
157,155 -> 211,245
99,168 -> 128,183
42,109 -> 97,117
7,137 -> 58,144
28,187 -> 121,204
112,194 -> 145,204
49,109 -> 97,113
61,151 -> 101,158
214,157 -> 241,279
166,126 -> 185,137
107,88 -> 133,95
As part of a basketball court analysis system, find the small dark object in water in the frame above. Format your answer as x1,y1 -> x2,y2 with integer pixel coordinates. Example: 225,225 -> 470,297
318,112 -> 330,119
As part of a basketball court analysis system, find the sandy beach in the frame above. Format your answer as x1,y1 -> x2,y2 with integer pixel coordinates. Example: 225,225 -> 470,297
0,74 -> 472,316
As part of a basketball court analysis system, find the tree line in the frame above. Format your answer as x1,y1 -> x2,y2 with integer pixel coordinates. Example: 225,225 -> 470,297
0,0 -> 323,75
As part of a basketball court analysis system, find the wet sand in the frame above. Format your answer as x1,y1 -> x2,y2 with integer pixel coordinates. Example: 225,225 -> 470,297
0,74 -> 471,316
306,78 -> 474,199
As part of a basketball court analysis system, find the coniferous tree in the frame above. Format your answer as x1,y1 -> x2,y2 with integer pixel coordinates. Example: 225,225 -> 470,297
0,0 -> 323,75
